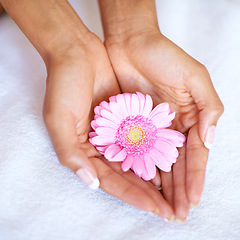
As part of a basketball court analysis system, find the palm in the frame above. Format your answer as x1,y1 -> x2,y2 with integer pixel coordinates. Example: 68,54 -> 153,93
43,37 -> 175,219
107,32 -> 210,219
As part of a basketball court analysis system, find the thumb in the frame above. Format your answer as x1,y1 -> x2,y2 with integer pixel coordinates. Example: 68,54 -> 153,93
43,109 -> 100,190
189,68 -> 224,149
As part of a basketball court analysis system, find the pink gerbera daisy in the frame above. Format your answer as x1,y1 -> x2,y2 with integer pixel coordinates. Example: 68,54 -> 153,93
89,92 -> 185,181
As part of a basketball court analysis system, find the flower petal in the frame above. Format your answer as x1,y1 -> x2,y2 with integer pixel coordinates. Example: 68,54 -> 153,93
91,136 -> 115,146
95,127 -> 117,138
99,101 -> 111,111
149,103 -> 170,119
100,109 -> 121,124
109,96 -> 117,102
111,148 -> 127,162
157,129 -> 185,147
91,120 -> 98,130
131,93 -> 140,116
141,167 -> 152,181
96,146 -> 107,154
121,155 -> 134,172
94,106 -> 102,115
95,117 -> 118,129
154,139 -> 179,158
143,153 -> 156,179
151,112 -> 175,128
104,144 -> 122,160
149,148 -> 172,172
132,155 -> 144,176
142,94 -> 153,117
136,92 -> 146,114
123,93 -> 132,116
109,101 -> 127,121
89,131 -> 97,138
116,94 -> 129,115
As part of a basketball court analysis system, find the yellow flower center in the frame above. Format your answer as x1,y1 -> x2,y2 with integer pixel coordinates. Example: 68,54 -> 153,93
127,127 -> 145,145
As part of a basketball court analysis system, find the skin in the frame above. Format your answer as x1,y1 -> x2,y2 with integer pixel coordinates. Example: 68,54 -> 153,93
0,0 -> 223,221
0,0 -> 175,219
98,0 -> 224,220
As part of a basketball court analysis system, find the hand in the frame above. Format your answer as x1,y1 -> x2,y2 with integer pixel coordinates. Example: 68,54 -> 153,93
42,33 -> 175,219
104,30 -> 224,220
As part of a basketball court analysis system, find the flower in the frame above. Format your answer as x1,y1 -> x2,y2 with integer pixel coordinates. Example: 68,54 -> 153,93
89,92 -> 185,181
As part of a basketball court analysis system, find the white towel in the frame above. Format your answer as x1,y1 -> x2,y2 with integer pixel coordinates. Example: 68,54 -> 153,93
0,0 -> 240,239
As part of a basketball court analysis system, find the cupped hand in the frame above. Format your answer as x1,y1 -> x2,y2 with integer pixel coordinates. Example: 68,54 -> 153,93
105,30 -> 224,220
43,34 -> 174,219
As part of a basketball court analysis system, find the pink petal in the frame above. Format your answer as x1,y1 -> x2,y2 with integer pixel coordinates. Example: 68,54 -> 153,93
132,155 -> 144,176
154,140 -> 179,158
131,93 -> 140,116
104,144 -> 122,160
121,155 -> 134,172
109,96 -> 117,102
157,129 -> 185,141
110,148 -> 127,162
91,120 -> 98,130
151,112 -> 175,128
95,117 -> 118,129
143,154 -> 157,179
94,106 -> 102,115
100,109 -> 121,124
96,146 -> 108,154
149,103 -> 170,119
157,129 -> 185,147
89,132 -> 97,138
141,167 -> 152,181
94,114 -> 100,120
142,94 -> 153,117
99,101 -> 111,111
149,148 -> 172,172
109,101 -> 127,120
136,92 -> 146,114
95,127 -> 117,138
116,94 -> 129,115
91,136 -> 115,146
123,93 -> 132,116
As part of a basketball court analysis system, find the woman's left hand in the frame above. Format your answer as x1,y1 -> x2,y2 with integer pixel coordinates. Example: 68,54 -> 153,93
104,29 -> 224,221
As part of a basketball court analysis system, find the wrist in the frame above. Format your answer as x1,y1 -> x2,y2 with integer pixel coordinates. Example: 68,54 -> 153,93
99,0 -> 160,45
1,0 -> 92,65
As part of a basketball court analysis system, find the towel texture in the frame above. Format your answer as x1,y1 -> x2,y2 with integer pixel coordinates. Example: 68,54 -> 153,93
0,0 -> 240,239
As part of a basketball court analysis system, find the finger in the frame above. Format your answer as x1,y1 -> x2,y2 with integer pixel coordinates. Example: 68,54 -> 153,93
91,157 -> 160,214
43,109 -> 100,189
160,170 -> 174,207
172,143 -> 190,221
186,124 -> 208,205
151,169 -> 161,187
104,161 -> 174,220
189,67 -> 224,148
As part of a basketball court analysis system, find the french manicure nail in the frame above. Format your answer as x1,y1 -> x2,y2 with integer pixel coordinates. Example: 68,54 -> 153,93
148,207 -> 159,216
164,215 -> 175,222
76,168 -> 100,190
175,218 -> 186,223
191,202 -> 199,207
204,125 -> 216,150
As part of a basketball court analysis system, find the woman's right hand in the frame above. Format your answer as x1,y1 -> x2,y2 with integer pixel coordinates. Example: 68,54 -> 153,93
43,34 -> 175,220
1,0 -> 174,219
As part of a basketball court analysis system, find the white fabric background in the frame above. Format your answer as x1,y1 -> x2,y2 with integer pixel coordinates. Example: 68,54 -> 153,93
0,0 -> 240,239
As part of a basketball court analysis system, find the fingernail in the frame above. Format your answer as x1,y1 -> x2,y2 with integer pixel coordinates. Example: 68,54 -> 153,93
164,215 -> 175,222
152,207 -> 159,215
191,202 -> 199,207
148,207 -> 159,216
204,125 -> 216,150
76,168 -> 100,190
175,218 -> 186,223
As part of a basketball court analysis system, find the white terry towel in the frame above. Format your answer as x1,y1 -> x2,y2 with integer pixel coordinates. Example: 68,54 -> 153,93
0,0 -> 240,239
